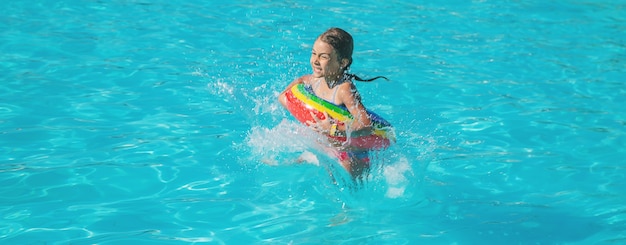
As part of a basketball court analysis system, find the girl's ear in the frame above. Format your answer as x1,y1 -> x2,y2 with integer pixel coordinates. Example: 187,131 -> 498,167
341,58 -> 350,69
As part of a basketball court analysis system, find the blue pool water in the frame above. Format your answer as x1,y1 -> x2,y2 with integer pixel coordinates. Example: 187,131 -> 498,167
2,0 -> 625,244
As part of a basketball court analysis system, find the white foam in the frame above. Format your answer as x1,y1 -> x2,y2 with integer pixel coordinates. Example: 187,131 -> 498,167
245,119 -> 327,166
296,151 -> 320,166
382,157 -> 414,198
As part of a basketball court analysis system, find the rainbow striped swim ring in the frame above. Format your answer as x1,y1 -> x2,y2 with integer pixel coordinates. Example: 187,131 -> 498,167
284,83 -> 395,149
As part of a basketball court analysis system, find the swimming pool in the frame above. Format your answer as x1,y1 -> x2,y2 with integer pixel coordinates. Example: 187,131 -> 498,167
1,0 -> 625,244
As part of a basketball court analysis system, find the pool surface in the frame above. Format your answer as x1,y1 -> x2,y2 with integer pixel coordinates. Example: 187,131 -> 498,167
1,0 -> 625,244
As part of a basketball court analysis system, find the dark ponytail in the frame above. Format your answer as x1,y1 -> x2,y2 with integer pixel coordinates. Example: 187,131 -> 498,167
343,73 -> 388,82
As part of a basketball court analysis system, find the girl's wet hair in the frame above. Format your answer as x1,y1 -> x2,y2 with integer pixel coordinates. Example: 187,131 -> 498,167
343,73 -> 388,82
319,27 -> 388,82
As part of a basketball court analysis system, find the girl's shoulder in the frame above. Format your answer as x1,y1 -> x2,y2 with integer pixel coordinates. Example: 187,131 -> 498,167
339,79 -> 357,92
336,80 -> 360,99
298,74 -> 314,85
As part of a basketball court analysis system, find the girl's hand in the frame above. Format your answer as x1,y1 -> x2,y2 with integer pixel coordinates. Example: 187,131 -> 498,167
307,111 -> 333,134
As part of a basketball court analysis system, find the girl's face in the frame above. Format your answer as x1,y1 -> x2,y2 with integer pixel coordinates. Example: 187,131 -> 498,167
310,38 -> 343,79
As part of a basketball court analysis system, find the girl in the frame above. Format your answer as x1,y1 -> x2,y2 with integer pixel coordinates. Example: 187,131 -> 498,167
278,27 -> 387,178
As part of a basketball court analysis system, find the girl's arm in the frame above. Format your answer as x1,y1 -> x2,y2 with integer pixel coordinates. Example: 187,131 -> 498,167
335,83 -> 373,137
278,75 -> 309,108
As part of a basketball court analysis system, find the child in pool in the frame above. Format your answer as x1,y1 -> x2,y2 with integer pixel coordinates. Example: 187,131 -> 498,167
278,27 -> 387,178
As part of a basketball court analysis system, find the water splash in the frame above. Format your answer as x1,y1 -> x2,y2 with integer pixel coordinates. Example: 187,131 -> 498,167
382,156 -> 414,199
244,119 -> 327,166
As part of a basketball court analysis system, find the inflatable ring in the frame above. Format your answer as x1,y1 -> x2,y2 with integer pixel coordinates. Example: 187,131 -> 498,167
284,83 -> 395,149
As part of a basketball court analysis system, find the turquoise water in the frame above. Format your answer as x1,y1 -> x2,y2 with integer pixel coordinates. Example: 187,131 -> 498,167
2,0 -> 625,244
